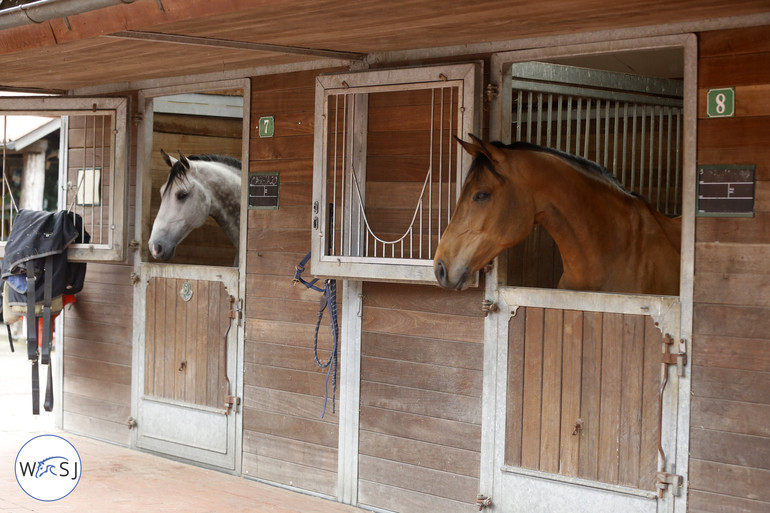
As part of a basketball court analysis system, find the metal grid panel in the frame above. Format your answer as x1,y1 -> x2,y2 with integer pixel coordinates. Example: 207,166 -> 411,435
512,62 -> 684,216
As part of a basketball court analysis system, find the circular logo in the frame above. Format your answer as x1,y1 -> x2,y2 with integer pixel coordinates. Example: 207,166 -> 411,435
15,434 -> 82,501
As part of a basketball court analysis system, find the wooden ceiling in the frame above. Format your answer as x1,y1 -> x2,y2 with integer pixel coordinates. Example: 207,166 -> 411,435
0,0 -> 768,91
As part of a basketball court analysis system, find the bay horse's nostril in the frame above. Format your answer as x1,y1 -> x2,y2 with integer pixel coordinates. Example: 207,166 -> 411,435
435,259 -> 447,286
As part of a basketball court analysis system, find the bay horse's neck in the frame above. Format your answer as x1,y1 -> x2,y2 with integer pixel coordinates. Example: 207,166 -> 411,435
522,152 -> 672,293
194,166 -> 241,247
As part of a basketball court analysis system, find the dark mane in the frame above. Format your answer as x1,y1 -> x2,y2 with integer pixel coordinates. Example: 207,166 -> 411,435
493,141 -> 631,194
163,154 -> 241,196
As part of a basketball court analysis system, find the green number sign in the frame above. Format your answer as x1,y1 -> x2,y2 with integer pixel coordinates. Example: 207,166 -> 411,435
258,116 -> 275,138
706,88 -> 735,118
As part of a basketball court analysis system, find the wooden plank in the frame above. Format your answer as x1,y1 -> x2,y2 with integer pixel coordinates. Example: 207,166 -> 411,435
162,278 -> 176,400
690,427 -> 770,471
249,454 -> 337,497
597,312 -> 623,484
695,242 -> 770,275
699,52 -> 770,89
361,331 -> 483,371
243,409 -> 339,448
362,306 -> 483,344
578,311 -> 602,481
358,480 -> 471,513
244,364 -> 330,398
694,304 -> 770,340
505,312 -> 526,467
361,356 -> 481,398
359,406 -> 480,452
243,431 -> 337,472
690,459 -> 770,502
692,365 -> 770,404
698,84 -> 770,119
363,281 -> 485,318
358,454 -> 476,504
699,26 -> 770,58
243,385 -> 337,425
559,310 -> 582,477
618,315 -> 644,487
689,489 -> 770,513
359,430 -> 479,478
63,355 -> 130,385
194,280 -> 210,406
174,278 -> 187,402
63,375 -> 131,406
694,334 -> 770,373
539,308 -> 563,474
639,317 -> 662,491
691,396 -> 770,438
521,307 -> 544,469
694,272 -> 770,308
361,381 -> 481,424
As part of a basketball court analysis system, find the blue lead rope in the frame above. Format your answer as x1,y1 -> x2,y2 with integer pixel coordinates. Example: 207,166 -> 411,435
294,251 -> 338,418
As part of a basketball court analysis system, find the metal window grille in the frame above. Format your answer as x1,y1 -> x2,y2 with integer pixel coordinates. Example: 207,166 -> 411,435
0,97 -> 128,262
511,62 -> 684,216
311,64 -> 479,283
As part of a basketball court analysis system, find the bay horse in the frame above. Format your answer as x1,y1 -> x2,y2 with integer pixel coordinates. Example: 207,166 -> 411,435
148,150 -> 241,261
433,136 -> 681,295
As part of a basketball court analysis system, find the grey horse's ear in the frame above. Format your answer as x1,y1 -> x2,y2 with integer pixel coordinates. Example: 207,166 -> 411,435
177,150 -> 191,170
160,149 -> 176,167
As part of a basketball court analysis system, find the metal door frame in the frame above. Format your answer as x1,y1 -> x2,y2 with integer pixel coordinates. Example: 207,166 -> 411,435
482,33 -> 696,512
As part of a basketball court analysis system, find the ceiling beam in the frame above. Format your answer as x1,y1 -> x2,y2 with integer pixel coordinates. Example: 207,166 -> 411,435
104,30 -> 364,61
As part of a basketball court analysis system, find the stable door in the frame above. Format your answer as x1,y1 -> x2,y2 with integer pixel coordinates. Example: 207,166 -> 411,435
135,264 -> 240,470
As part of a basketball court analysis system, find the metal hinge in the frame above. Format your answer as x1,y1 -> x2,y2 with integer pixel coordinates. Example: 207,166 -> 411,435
485,83 -> 499,102
657,471 -> 683,497
476,494 -> 492,510
482,299 -> 499,317
225,394 -> 241,411
662,336 -> 687,376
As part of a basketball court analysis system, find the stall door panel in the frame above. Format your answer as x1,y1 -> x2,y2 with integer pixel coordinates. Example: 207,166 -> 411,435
138,269 -> 238,470
506,307 -> 662,492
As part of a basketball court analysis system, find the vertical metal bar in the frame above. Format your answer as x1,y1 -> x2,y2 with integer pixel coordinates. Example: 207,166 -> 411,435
438,88 -> 444,250
526,92 -> 533,143
604,100 -> 610,169
90,113 -> 96,241
657,106 -> 664,211
556,95 -> 563,151
647,106 -> 655,203
100,115 -> 106,243
447,86 -> 454,226
675,109 -> 682,216
516,90 -> 523,142
535,93 -> 542,146
630,104 -> 637,194
583,98 -> 592,159
665,108 -> 673,215
621,103 -> 628,187
332,94 -> 339,256
612,101 -> 619,177
639,107 -> 647,194
545,94 -> 553,148
428,88 -> 435,258
1,115 -> 6,240
340,94 -> 347,256
575,98 -> 582,156
566,96 -> 573,154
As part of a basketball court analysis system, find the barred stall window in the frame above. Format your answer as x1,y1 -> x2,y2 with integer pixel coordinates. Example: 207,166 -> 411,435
0,97 -> 128,262
311,64 -> 480,283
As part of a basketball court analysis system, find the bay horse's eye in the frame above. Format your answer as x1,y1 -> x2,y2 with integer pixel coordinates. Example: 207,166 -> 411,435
473,191 -> 491,203
176,190 -> 189,201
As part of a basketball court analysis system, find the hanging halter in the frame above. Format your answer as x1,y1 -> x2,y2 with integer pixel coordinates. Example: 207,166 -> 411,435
293,251 -> 339,418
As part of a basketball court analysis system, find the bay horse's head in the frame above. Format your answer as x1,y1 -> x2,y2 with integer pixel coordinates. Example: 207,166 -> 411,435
148,149 -> 212,261
434,136 -> 536,290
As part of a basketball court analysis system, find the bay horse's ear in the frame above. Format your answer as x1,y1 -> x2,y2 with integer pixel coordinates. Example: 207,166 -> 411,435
458,134 -> 506,164
177,150 -> 191,170
160,148 -> 176,168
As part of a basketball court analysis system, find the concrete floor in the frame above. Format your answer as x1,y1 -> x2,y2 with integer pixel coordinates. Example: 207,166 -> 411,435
1,334 -> 360,513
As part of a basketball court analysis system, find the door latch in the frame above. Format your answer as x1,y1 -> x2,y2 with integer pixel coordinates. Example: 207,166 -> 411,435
476,494 -> 492,510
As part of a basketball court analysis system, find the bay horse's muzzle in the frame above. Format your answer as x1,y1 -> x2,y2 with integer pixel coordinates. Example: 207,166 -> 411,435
434,258 -> 470,291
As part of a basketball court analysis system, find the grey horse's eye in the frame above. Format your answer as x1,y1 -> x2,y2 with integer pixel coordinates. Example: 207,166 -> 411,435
176,190 -> 189,201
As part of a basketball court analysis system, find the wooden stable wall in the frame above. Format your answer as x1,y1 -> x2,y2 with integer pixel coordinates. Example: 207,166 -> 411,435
242,69 -> 340,495
61,95 -> 138,444
689,26 -> 770,513
358,282 -> 483,513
